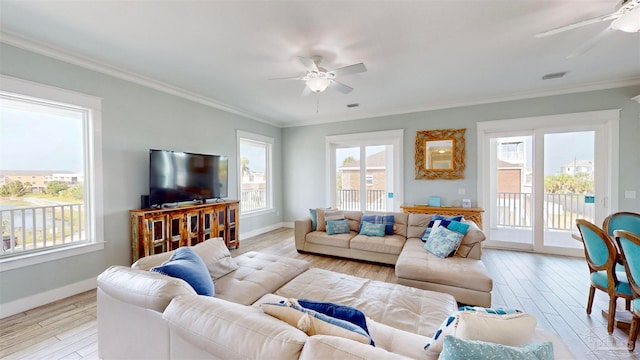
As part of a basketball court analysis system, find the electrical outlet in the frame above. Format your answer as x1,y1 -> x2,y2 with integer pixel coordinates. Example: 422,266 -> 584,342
458,188 -> 466,195
625,190 -> 637,199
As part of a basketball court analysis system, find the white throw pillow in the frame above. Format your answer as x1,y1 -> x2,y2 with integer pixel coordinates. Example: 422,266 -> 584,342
193,238 -> 239,280
424,309 -> 537,353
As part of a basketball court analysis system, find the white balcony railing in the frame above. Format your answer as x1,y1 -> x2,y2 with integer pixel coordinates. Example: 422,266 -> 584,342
241,189 -> 266,212
337,189 -> 386,212
1,203 -> 86,255
497,192 -> 594,231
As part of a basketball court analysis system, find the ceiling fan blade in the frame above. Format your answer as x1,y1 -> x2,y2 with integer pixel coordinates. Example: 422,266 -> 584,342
329,80 -> 353,94
298,56 -> 319,72
268,75 -> 305,81
566,27 -> 614,58
328,63 -> 367,76
301,85 -> 312,97
535,13 -> 619,37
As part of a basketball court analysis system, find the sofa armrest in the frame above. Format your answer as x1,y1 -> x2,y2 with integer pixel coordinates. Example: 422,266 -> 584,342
295,219 -> 312,250
300,335 -> 413,360
460,220 -> 486,260
164,295 -> 307,359
97,265 -> 195,312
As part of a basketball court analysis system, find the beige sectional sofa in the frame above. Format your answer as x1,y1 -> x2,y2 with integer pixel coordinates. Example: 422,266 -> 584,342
295,211 -> 493,307
97,238 -> 574,359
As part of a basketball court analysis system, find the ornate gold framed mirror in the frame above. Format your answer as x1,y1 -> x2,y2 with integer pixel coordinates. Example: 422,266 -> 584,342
415,128 -> 466,180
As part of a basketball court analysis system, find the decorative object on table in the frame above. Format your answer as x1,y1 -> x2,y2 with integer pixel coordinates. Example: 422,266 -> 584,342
462,199 -> 472,208
415,128 -> 466,180
429,196 -> 441,207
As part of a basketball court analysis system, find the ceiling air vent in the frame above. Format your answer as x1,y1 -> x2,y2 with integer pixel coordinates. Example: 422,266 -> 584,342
346,103 -> 359,108
542,71 -> 568,80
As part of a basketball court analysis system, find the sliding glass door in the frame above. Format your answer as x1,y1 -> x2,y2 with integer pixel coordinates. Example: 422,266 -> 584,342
478,110 -> 618,256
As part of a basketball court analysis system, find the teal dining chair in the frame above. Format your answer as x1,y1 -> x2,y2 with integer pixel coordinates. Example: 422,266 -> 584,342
615,229 -> 640,351
604,212 -> 640,238
576,219 -> 633,334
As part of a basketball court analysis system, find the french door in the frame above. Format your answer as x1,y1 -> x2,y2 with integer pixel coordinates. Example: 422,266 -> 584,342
326,130 -> 403,212
478,110 -> 618,256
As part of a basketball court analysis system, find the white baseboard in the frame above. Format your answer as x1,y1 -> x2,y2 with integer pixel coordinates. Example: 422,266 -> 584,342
0,277 -> 96,319
240,222 -> 290,240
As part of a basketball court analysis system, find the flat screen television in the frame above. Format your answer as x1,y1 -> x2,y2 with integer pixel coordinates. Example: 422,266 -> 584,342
149,149 -> 228,207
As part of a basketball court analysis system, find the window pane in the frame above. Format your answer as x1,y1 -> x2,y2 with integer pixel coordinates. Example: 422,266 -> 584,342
1,96 -> 88,255
239,138 -> 268,212
365,145 -> 387,212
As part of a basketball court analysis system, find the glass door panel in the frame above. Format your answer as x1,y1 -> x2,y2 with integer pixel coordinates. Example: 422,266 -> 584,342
365,145 -> 389,212
336,147 -> 361,211
542,131 -> 595,250
486,135 -> 534,250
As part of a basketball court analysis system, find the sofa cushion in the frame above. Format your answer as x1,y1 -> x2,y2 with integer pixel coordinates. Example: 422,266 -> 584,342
298,298 -> 372,340
164,295 -> 308,359
360,221 -> 387,237
424,308 -> 537,353
97,265 -> 196,313
306,231 -> 354,248
214,251 -> 310,305
261,302 -> 371,344
151,247 -> 215,296
424,226 -> 465,258
326,219 -> 351,235
439,336 -> 553,360
132,238 -> 239,281
350,234 -> 406,255
299,335 -> 410,360
396,238 -> 493,293
361,214 -> 395,235
275,268 -> 457,337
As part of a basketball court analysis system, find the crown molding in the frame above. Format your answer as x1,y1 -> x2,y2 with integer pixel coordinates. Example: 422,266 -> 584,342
0,30 -> 283,128
285,76 -> 640,128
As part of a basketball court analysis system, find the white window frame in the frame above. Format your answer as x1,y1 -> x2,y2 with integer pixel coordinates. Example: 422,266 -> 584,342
237,130 -> 274,217
0,75 -> 104,272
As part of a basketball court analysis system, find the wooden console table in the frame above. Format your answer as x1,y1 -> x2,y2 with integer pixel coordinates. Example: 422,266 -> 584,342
400,205 -> 484,229
130,200 -> 239,263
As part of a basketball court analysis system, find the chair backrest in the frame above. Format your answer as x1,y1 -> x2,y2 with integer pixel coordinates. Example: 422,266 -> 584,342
615,230 -> 640,296
604,212 -> 640,237
576,219 -> 617,272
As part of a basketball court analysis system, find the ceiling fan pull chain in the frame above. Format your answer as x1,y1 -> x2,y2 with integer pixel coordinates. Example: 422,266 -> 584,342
316,94 -> 320,113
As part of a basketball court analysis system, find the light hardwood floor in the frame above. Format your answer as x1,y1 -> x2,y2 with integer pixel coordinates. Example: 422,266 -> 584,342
1,227 -> 638,359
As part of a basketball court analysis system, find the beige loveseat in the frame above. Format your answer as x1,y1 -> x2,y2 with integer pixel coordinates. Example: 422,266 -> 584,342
97,238 -> 573,359
295,211 -> 493,307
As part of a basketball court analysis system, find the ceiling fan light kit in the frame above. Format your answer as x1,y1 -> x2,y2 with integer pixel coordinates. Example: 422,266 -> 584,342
271,56 -> 367,96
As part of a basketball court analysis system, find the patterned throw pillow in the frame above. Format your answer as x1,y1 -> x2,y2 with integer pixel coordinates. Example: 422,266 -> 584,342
439,336 -> 553,360
297,299 -> 374,346
424,307 -> 536,353
424,226 -> 465,258
360,214 -> 395,235
326,219 -> 351,235
316,208 -> 340,232
359,221 -> 386,237
324,209 -> 345,223
261,301 -> 372,345
151,247 -> 214,296
420,215 -> 464,240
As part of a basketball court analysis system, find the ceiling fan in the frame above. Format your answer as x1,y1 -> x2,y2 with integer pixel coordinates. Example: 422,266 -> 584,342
535,0 -> 640,58
271,56 -> 367,96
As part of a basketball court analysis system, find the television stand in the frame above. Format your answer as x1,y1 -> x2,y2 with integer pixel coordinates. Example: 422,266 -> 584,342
130,200 -> 239,263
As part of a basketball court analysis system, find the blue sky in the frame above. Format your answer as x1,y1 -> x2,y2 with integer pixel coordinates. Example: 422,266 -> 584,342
1,105 -> 84,172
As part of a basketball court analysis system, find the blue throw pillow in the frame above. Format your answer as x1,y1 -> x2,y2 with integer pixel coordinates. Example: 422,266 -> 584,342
151,247 -> 215,296
439,336 -> 553,360
326,219 -> 351,235
360,221 -> 386,237
298,299 -> 374,346
421,219 -> 469,242
424,226 -> 464,258
360,214 -> 395,235
309,208 -> 318,231
446,220 -> 470,235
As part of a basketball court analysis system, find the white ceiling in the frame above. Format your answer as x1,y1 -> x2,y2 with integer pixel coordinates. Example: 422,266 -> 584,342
1,1 -> 639,127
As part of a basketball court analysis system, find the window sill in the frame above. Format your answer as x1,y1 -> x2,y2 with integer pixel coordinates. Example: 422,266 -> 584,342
0,242 -> 105,272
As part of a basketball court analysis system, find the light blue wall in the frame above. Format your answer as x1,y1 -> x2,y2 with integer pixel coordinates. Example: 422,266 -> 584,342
0,43 -> 284,303
283,86 -> 640,222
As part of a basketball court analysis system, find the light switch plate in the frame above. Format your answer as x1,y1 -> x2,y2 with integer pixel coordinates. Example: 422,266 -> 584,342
625,190 -> 637,199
